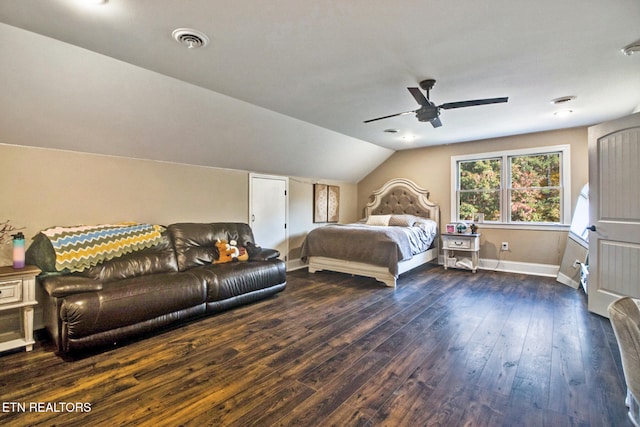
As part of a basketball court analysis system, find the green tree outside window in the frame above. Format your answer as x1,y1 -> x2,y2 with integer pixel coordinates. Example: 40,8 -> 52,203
457,151 -> 562,224
459,158 -> 501,221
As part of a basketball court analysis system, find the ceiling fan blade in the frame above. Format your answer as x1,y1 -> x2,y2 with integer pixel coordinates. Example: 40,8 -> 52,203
363,110 -> 415,123
407,87 -> 430,106
439,97 -> 508,110
430,117 -> 443,128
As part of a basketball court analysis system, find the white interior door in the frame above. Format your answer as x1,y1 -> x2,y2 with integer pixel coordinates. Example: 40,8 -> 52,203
249,173 -> 288,262
587,112 -> 640,317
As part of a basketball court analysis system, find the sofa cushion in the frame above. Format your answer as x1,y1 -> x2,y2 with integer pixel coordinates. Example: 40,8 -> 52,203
77,232 -> 178,282
189,259 -> 286,302
168,223 -> 256,271
214,261 -> 286,301
60,272 -> 206,339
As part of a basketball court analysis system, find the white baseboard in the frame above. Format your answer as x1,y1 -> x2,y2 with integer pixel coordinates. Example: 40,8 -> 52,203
478,258 -> 559,277
438,255 -> 559,277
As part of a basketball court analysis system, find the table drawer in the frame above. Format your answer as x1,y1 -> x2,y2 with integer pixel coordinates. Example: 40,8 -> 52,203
445,239 -> 472,249
0,280 -> 22,305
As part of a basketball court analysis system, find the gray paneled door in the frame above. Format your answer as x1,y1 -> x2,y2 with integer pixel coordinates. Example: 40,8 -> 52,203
587,112 -> 640,317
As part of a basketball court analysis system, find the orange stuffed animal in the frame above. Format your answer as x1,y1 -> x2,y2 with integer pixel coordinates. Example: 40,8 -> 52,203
213,239 -> 236,264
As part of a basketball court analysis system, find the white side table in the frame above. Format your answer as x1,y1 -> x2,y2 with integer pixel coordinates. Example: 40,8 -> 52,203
0,265 -> 40,353
442,233 -> 480,273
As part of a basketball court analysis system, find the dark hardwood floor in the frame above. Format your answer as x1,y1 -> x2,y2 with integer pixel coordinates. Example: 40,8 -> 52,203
0,265 -> 630,426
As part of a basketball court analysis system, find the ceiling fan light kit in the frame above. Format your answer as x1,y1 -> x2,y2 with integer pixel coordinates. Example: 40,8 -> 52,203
364,79 -> 508,128
554,109 -> 573,117
622,41 -> 640,56
550,96 -> 575,117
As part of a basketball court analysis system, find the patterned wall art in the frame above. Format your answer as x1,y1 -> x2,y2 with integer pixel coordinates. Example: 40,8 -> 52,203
327,185 -> 340,223
313,184 -> 340,223
313,184 -> 328,223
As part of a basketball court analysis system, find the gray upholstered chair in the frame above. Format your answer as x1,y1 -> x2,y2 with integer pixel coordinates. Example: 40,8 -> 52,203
608,297 -> 640,427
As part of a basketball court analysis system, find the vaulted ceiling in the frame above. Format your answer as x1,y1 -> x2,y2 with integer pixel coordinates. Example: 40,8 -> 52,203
1,1 -> 639,182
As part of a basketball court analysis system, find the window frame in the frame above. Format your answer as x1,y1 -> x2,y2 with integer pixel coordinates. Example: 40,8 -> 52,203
450,145 -> 571,231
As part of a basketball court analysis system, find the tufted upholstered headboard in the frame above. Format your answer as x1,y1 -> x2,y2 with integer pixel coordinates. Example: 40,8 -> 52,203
364,178 -> 439,226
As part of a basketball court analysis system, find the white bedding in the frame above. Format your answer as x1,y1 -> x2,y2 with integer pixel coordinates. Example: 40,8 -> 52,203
401,219 -> 438,255
362,214 -> 437,256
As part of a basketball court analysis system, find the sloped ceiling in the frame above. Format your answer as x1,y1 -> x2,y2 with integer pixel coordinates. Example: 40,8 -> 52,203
0,24 -> 392,183
1,1 -> 639,183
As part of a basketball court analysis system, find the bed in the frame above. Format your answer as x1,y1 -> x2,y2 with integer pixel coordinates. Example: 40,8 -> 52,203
301,178 -> 440,287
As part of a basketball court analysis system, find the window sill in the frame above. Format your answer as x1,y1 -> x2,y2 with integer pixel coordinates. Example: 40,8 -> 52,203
453,222 -> 570,232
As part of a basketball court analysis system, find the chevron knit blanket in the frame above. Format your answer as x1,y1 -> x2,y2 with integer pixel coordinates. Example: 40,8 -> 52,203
41,223 -> 165,273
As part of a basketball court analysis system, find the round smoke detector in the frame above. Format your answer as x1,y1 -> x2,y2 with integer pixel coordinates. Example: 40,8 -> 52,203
172,28 -> 210,49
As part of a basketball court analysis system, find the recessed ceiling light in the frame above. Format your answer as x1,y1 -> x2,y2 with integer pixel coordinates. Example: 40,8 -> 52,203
172,28 -> 210,49
82,0 -> 107,4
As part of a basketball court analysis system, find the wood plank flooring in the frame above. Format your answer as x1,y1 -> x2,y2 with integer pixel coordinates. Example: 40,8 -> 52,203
0,265 -> 630,426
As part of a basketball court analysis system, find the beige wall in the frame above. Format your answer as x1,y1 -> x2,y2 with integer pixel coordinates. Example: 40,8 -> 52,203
288,178 -> 358,267
0,126 -> 589,271
357,127 -> 589,267
0,144 -> 357,267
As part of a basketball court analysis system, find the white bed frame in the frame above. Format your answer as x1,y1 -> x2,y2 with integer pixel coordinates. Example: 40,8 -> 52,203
307,178 -> 440,287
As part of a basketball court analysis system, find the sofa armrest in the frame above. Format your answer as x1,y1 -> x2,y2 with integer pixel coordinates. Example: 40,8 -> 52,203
42,275 -> 103,298
251,248 -> 280,262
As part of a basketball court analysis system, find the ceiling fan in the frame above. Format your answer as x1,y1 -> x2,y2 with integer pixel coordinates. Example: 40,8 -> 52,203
364,79 -> 508,128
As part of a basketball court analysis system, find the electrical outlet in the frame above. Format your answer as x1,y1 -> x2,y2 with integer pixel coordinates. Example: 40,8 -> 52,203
501,242 -> 509,251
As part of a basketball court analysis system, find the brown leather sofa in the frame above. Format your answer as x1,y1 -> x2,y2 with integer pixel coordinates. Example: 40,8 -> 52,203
26,223 -> 286,354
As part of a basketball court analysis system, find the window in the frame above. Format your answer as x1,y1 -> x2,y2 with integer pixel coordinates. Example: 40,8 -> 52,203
569,183 -> 589,246
451,145 -> 571,227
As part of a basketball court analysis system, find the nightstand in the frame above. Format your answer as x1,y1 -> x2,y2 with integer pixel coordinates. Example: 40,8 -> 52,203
442,233 -> 480,273
0,265 -> 40,353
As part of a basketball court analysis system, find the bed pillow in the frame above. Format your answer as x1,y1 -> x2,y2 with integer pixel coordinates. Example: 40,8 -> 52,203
388,214 -> 417,227
365,214 -> 391,226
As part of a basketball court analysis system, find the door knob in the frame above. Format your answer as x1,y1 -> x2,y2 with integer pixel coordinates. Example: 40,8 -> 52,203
587,225 -> 596,232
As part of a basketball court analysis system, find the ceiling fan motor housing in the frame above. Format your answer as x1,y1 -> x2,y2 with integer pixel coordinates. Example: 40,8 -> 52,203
416,106 -> 439,122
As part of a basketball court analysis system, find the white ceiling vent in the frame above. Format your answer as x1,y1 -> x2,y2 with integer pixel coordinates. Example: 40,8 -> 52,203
172,28 -> 209,49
